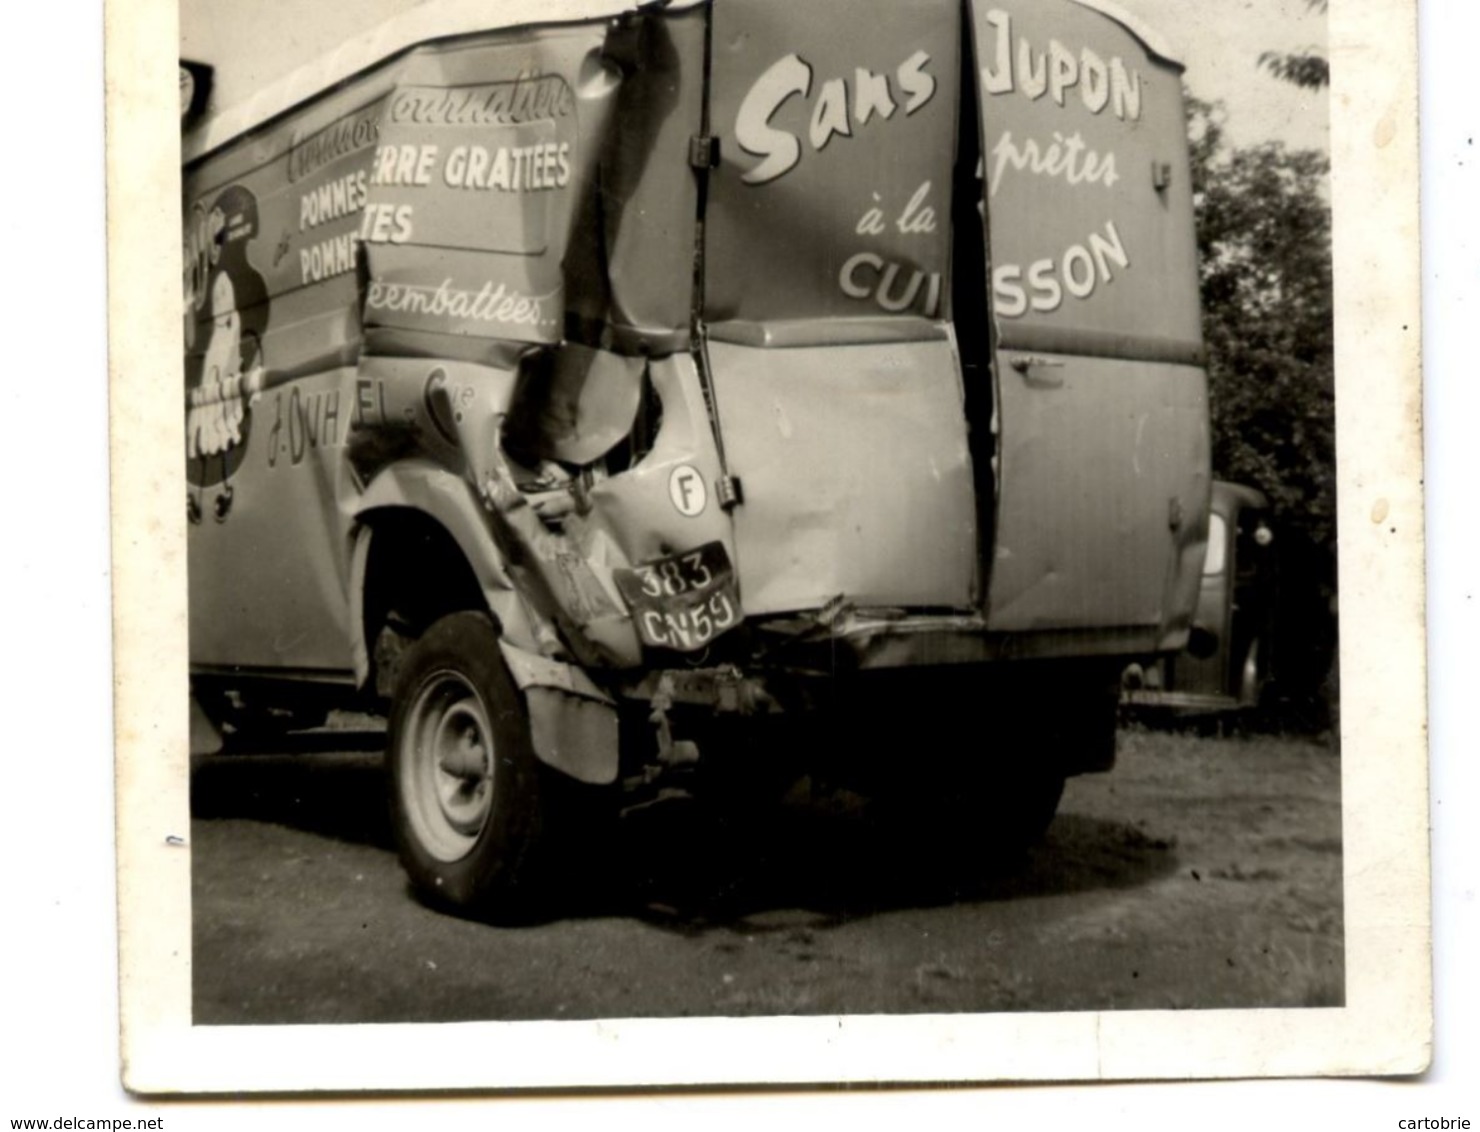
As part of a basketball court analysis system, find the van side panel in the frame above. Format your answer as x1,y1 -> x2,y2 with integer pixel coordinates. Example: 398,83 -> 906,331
184,72 -> 387,671
354,27 -> 619,350
186,367 -> 359,671
184,26 -> 621,673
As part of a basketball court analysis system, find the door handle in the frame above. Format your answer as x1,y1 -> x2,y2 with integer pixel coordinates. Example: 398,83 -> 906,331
1009,355 -> 1066,386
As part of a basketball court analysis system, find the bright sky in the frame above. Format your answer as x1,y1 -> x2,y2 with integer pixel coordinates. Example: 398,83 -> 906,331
1130,0 -> 1329,150
181,0 -> 1329,152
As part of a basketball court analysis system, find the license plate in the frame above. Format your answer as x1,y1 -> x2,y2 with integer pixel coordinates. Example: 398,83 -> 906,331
614,542 -> 743,653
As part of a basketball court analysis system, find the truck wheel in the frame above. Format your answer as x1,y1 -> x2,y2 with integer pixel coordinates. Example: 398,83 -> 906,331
977,763 -> 1066,851
388,611 -> 552,921
882,759 -> 1065,876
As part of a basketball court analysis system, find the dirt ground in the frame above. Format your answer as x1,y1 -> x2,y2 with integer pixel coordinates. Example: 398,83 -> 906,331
191,725 -> 1343,1023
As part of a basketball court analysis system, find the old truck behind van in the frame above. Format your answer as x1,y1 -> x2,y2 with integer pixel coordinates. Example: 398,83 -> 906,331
183,0 -> 1211,918
1122,481 -> 1276,713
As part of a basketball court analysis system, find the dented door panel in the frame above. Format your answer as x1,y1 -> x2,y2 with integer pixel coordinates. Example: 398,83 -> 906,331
986,353 -> 1209,632
707,338 -> 978,616
701,0 -> 978,619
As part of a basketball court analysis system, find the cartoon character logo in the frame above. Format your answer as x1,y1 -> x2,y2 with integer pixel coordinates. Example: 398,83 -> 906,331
184,184 -> 268,494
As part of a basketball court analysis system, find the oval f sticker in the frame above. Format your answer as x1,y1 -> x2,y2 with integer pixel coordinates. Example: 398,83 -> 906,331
668,465 -> 708,517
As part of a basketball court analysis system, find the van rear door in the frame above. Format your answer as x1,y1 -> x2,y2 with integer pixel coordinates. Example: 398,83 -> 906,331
967,0 -> 1210,638
702,0 -> 979,618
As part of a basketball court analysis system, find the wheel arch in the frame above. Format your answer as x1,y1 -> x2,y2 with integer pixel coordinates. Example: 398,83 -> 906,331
349,459 -> 540,695
351,459 -> 619,786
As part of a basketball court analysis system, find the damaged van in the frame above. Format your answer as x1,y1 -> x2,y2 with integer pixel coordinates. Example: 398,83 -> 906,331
183,0 -> 1210,917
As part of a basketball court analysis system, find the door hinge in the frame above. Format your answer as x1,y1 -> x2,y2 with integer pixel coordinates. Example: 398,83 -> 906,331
716,474 -> 743,510
689,135 -> 720,169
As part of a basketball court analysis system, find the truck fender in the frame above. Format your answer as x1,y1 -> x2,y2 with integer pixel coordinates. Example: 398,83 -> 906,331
498,640 -> 620,786
348,459 -> 550,685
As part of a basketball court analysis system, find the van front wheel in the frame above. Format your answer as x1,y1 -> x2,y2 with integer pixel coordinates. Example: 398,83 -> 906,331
388,611 -> 551,921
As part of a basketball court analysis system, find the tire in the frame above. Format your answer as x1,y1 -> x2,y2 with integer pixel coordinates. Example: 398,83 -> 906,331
387,611 -> 555,921
875,757 -> 1065,894
974,762 -> 1066,852
862,669 -> 1083,858
870,733 -> 1071,858
886,756 -> 1066,857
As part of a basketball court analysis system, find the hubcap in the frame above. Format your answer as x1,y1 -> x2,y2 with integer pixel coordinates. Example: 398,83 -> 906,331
400,670 -> 496,862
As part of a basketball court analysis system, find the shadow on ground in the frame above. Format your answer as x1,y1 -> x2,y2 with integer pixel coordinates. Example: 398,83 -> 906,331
192,747 -> 1180,934
608,788 -> 1179,935
191,745 -> 394,849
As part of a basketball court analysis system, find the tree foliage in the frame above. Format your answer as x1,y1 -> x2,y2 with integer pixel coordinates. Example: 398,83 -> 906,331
1187,94 -> 1337,715
1258,0 -> 1330,89
1189,96 -> 1335,543
1257,51 -> 1329,90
